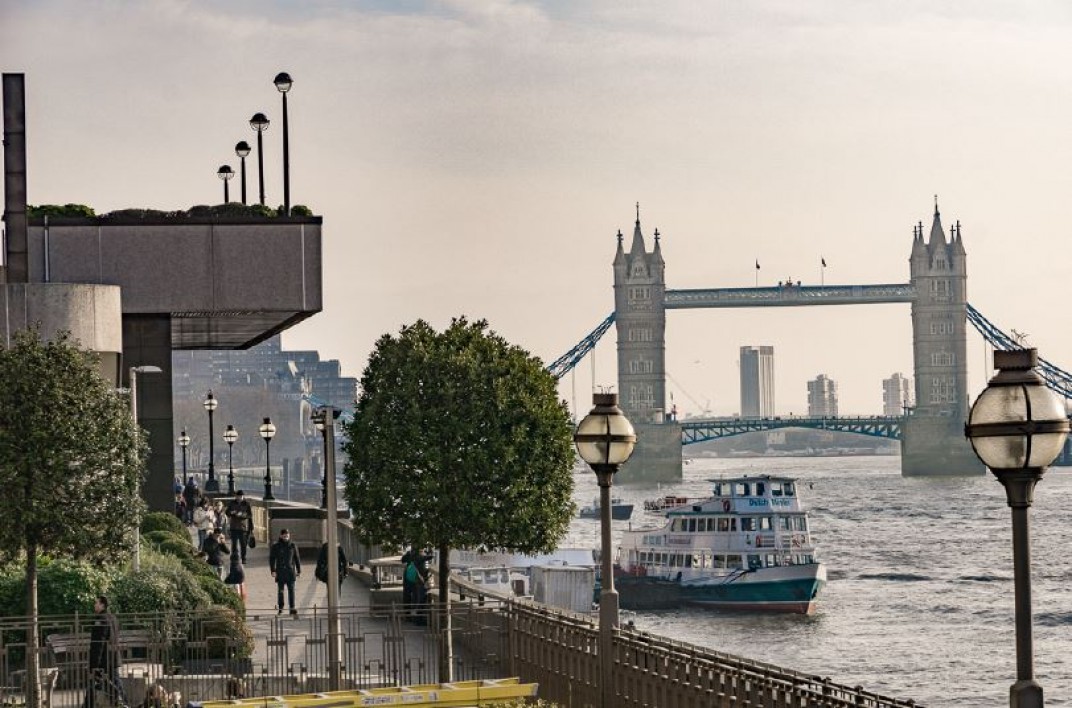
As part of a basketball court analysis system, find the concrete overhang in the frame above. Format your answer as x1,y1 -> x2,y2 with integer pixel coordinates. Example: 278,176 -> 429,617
26,215 -> 322,349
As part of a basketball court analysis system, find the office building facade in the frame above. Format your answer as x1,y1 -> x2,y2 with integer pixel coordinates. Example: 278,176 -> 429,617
740,345 -> 775,417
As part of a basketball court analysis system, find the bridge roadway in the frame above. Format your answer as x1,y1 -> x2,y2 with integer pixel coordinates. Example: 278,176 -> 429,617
680,415 -> 905,443
664,282 -> 916,309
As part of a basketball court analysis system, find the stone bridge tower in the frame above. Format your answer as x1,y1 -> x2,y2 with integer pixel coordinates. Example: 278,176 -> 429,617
902,202 -> 983,475
613,211 -> 682,483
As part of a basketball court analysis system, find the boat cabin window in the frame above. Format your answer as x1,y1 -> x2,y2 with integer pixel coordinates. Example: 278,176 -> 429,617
688,554 -> 698,568
771,482 -> 783,496
710,554 -> 726,569
779,517 -> 792,530
717,518 -> 737,532
726,555 -> 743,570
755,482 -> 765,496
791,516 -> 808,532
734,482 -> 751,496
784,482 -> 796,497
759,517 -> 773,531
740,517 -> 756,532
747,554 -> 762,570
713,482 -> 725,496
687,518 -> 697,532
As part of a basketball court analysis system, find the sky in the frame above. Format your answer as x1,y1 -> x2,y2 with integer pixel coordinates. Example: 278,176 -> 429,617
3,0 -> 1072,418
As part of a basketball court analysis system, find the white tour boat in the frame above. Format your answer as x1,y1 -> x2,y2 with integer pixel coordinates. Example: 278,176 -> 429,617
616,475 -> 826,613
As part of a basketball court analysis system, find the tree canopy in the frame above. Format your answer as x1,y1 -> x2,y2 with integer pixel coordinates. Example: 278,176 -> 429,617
342,317 -> 575,556
0,329 -> 147,563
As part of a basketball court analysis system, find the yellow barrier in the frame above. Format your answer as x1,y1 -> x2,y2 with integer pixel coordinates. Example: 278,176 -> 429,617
194,677 -> 538,708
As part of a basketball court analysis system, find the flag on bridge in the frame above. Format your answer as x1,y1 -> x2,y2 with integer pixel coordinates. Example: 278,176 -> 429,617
755,260 -> 760,270
821,257 -> 827,268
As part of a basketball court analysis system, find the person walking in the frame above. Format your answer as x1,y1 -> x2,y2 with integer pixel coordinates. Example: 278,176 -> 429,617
81,595 -> 129,708
202,529 -> 230,580
315,542 -> 348,591
226,491 -> 253,562
193,499 -> 215,550
181,479 -> 200,525
224,552 -> 247,602
269,528 -> 301,615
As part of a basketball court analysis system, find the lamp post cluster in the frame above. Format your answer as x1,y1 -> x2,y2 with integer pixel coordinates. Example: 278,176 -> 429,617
573,392 -> 636,708
216,72 -> 293,211
177,390 -> 279,505
965,348 -> 1070,708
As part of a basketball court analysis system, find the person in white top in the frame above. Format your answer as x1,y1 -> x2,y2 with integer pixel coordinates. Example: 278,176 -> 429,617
193,500 -> 216,550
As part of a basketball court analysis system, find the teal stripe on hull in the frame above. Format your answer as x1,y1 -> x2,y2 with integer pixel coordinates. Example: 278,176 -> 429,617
680,577 -> 825,608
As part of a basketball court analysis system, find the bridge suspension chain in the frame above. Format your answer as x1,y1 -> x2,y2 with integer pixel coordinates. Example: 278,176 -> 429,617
966,303 -> 1072,399
547,313 -> 616,380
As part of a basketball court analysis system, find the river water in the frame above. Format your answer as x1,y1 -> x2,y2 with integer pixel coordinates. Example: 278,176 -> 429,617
564,455 -> 1072,707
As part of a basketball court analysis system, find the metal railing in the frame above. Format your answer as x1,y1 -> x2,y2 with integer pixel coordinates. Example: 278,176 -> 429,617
0,604 -> 506,708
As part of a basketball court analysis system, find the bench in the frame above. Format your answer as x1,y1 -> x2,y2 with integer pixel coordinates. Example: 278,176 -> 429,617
0,667 -> 60,708
46,630 -> 155,666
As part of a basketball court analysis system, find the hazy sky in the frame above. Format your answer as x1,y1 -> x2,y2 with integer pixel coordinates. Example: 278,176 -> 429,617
3,1 -> 1072,417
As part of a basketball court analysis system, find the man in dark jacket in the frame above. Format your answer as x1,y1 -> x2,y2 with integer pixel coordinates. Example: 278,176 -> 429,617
181,479 -> 199,525
81,595 -> 128,708
202,529 -> 230,580
269,528 -> 301,615
315,542 -> 348,590
226,491 -> 254,562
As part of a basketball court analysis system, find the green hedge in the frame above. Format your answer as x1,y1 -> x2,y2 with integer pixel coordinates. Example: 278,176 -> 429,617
0,558 -> 116,617
142,511 -> 187,537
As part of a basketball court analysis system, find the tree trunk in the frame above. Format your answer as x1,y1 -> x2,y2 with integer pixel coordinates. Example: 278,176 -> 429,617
25,543 -> 41,708
437,543 -> 453,683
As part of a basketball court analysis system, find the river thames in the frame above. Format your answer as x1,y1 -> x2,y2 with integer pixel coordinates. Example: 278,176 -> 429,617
565,455 -> 1072,707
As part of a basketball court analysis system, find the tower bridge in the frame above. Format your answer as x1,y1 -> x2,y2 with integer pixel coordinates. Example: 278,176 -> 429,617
551,204 -> 1072,482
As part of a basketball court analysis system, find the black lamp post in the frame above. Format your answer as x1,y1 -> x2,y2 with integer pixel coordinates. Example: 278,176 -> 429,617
259,417 -> 276,501
203,391 -> 219,492
224,424 -> 238,496
235,141 -> 251,205
178,429 -> 190,485
249,112 -> 270,206
574,392 -> 636,708
315,414 -> 328,509
273,72 -> 293,216
217,165 -> 234,203
965,348 -> 1070,708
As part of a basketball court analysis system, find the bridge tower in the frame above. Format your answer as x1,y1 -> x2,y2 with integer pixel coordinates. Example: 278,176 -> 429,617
613,212 -> 682,483
902,202 -> 983,475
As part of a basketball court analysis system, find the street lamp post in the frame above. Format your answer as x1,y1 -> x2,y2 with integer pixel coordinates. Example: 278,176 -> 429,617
249,112 -> 270,206
313,407 -> 342,689
273,72 -> 293,216
965,348 -> 1070,708
204,391 -> 219,493
129,364 -> 163,572
259,417 -> 276,501
178,429 -> 190,485
224,425 -> 238,496
235,141 -> 251,205
217,165 -> 234,203
573,392 -> 636,708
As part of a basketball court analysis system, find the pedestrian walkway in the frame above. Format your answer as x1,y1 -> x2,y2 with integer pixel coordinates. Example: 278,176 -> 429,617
187,525 -> 444,685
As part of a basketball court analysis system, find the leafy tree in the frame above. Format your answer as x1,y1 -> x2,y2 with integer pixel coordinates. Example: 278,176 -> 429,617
342,317 -> 575,680
0,329 -> 146,707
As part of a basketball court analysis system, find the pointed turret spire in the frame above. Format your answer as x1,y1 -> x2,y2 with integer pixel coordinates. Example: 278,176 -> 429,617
927,196 -> 946,245
630,204 -> 646,254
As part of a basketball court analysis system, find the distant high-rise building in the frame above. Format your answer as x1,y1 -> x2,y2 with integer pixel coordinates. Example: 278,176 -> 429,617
807,374 -> 838,417
740,346 -> 775,417
883,373 -> 914,416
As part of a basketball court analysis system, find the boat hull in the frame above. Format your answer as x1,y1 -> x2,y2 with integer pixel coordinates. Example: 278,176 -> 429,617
617,565 -> 825,614
579,504 -> 633,520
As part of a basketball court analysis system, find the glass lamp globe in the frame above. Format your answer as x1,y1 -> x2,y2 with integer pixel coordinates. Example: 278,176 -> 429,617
574,393 -> 637,467
967,349 -> 1070,470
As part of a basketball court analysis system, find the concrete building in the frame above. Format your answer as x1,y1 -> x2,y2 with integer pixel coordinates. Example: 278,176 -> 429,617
883,373 -> 913,416
740,346 -> 775,417
807,374 -> 838,417
2,74 -> 324,510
